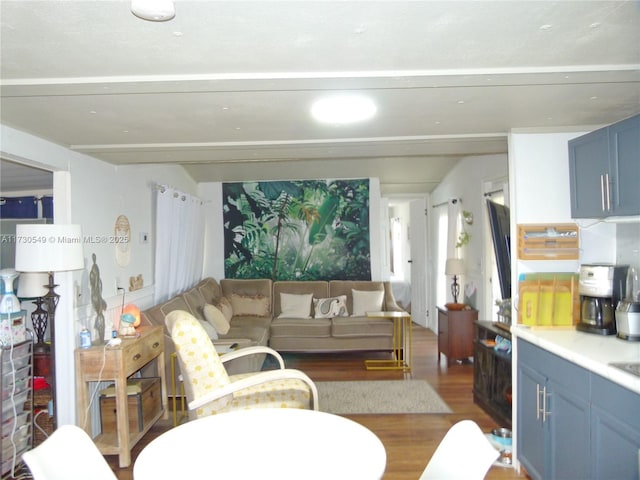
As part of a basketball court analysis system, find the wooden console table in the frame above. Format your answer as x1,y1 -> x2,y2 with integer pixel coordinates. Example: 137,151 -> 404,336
75,325 -> 168,467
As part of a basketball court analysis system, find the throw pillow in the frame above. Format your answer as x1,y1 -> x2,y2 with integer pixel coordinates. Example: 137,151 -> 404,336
216,296 -> 233,323
351,289 -> 384,316
198,318 -> 218,340
229,293 -> 270,317
278,292 -> 313,319
203,303 -> 231,335
313,295 -> 349,318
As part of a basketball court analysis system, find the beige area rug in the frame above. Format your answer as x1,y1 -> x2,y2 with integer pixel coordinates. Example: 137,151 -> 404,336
316,380 -> 452,415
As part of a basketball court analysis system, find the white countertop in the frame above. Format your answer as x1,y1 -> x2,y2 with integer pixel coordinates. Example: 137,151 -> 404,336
511,325 -> 640,395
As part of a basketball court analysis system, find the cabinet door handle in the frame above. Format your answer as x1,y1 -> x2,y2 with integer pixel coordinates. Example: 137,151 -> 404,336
604,173 -> 611,212
133,353 -> 141,361
152,342 -> 160,349
600,174 -> 606,212
542,386 -> 551,423
536,384 -> 541,420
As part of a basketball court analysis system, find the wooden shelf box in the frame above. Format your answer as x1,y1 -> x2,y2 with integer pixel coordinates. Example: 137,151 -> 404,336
100,377 -> 161,435
517,223 -> 579,260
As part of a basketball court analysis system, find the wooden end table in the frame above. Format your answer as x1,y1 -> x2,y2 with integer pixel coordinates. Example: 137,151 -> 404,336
75,325 -> 168,468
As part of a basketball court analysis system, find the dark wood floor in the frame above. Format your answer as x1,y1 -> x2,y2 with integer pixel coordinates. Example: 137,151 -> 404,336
108,324 -> 526,479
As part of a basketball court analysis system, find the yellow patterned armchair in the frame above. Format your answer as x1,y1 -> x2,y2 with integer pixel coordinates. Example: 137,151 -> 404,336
166,310 -> 318,419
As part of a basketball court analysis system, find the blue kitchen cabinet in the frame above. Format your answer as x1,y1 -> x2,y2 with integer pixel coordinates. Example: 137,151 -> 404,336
609,114 -> 640,216
568,127 -> 610,218
517,357 -> 546,479
568,114 -> 640,218
517,339 -> 590,480
590,374 -> 640,479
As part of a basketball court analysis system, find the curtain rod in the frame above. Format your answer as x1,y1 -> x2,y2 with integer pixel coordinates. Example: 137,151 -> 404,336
484,189 -> 503,197
432,198 -> 461,208
155,184 -> 210,204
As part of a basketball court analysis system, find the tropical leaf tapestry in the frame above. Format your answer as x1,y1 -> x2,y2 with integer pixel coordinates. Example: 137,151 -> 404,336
222,179 -> 371,281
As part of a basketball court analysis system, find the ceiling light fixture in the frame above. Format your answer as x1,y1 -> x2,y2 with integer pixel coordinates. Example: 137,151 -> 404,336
311,95 -> 377,124
131,0 -> 175,22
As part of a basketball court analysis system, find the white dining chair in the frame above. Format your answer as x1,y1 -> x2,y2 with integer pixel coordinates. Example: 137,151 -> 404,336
22,424 -> 117,480
419,420 -> 500,480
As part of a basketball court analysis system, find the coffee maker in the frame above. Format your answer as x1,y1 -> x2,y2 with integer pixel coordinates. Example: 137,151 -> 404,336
576,264 -> 628,335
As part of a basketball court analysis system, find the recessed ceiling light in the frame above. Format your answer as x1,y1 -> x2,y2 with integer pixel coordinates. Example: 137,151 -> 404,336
539,24 -> 553,30
311,95 -> 377,124
131,0 -> 175,22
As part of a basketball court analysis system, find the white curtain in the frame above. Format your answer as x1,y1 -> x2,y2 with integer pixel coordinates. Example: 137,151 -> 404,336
154,186 -> 205,303
434,203 -> 449,308
447,198 -> 462,259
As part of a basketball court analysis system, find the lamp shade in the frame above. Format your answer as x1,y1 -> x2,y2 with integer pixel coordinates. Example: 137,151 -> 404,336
445,258 -> 465,276
15,224 -> 84,272
17,272 -> 49,298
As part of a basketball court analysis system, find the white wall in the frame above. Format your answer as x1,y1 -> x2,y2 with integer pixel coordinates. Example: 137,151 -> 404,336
430,154 -> 509,321
1,123 -> 198,425
70,161 -> 197,303
508,129 -> 632,315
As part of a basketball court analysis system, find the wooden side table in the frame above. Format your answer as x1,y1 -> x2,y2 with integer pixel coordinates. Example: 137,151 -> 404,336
364,311 -> 412,372
437,307 -> 477,366
75,325 -> 168,467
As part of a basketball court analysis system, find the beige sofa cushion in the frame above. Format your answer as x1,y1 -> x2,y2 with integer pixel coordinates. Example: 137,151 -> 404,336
221,279 -> 272,303
196,278 -> 223,304
332,316 -> 394,337
278,292 -> 313,319
313,295 -> 349,318
329,281 -> 385,313
182,288 -> 207,320
204,304 -> 231,334
270,318 -> 332,338
160,296 -> 195,318
351,289 -> 384,316
215,297 -> 233,323
229,293 -> 270,317
273,281 -> 328,317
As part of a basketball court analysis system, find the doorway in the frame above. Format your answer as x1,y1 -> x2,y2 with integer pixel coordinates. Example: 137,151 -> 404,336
387,195 -> 429,328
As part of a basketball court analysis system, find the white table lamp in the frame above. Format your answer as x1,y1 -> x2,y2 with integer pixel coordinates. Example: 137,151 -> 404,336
445,258 -> 465,304
15,224 -> 84,427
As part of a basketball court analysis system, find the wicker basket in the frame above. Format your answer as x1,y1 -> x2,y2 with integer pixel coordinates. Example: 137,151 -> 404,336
29,387 -> 54,446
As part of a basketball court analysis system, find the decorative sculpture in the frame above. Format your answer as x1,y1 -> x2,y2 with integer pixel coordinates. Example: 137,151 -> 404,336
89,253 -> 107,345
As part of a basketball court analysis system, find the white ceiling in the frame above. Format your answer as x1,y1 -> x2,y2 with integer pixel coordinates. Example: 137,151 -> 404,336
1,0 -> 639,194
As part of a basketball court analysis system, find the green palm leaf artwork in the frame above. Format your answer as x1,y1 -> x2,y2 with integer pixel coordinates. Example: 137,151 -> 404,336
222,179 -> 371,281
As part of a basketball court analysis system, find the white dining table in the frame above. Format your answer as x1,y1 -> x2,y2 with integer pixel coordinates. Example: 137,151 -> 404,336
133,408 -> 387,479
